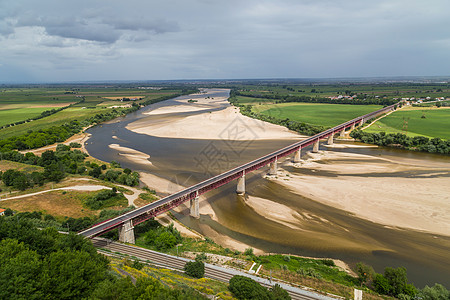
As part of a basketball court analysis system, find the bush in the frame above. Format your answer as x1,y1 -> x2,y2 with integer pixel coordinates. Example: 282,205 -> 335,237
244,248 -> 254,256
85,189 -> 120,210
229,275 -> 271,300
184,260 -> 205,278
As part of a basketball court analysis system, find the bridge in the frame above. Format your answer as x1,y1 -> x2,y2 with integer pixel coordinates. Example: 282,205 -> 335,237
79,102 -> 400,243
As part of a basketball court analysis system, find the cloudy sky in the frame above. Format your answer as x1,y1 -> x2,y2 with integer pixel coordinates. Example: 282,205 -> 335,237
1,0 -> 449,83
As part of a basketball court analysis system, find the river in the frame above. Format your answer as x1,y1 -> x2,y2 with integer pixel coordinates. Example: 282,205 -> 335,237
86,89 -> 450,288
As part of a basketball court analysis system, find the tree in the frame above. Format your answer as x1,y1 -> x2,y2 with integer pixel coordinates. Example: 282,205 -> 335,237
355,262 -> 375,286
271,284 -> 291,300
154,231 -> 177,250
229,275 -> 271,300
184,260 -> 205,278
41,250 -> 108,299
416,283 -> 450,300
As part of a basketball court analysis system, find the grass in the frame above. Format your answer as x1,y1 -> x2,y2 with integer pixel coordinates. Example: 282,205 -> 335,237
251,102 -> 382,127
365,107 -> 450,139
0,160 -> 44,173
0,190 -> 101,218
258,254 -> 356,286
109,257 -> 235,299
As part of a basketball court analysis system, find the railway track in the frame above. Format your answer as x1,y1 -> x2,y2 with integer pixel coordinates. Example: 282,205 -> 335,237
93,238 -> 339,300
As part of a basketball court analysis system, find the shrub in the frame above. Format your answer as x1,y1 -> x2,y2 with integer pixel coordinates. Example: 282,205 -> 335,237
244,248 -> 254,256
229,275 -> 271,300
184,260 -> 205,278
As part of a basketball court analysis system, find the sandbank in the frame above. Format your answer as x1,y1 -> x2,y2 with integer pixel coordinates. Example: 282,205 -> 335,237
270,149 -> 450,236
126,89 -> 301,141
108,144 -> 152,166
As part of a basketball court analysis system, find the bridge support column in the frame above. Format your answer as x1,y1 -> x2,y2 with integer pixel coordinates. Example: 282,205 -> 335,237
236,173 -> 245,194
327,134 -> 334,145
350,123 -> 355,131
118,219 -> 135,244
293,148 -> 302,163
339,129 -> 346,138
359,119 -> 364,126
269,159 -> 278,175
190,193 -> 200,219
312,140 -> 320,153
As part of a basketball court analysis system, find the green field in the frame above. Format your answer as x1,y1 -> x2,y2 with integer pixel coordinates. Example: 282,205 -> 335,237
0,87 -> 183,139
365,107 -> 450,139
252,102 -> 382,127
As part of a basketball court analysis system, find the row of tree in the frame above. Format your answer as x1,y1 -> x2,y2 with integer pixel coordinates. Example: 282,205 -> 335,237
350,130 -> 450,154
233,90 -> 397,106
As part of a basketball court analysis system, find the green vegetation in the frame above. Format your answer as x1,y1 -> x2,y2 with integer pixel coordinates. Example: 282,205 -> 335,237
84,188 -> 127,210
142,223 -> 183,251
0,86 -> 196,146
184,259 -> 205,279
229,275 -> 290,300
252,102 -> 382,127
351,130 -> 450,154
0,214 -> 210,299
365,107 -> 450,139
257,254 -> 356,286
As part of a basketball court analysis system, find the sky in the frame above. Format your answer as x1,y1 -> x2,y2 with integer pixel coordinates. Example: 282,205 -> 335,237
1,0 -> 450,83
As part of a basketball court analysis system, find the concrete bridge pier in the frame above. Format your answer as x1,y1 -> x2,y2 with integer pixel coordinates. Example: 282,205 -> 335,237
327,133 -> 334,145
350,123 -> 355,131
359,119 -> 364,126
190,192 -> 200,219
339,129 -> 346,138
118,219 -> 135,244
236,173 -> 245,194
293,148 -> 302,163
269,159 -> 278,175
312,140 -> 320,153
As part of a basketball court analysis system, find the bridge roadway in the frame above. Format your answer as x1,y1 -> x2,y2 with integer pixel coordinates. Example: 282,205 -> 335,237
79,102 -> 399,238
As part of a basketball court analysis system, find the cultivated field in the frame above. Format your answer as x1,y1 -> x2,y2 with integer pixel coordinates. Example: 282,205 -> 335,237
0,87 -> 183,139
365,106 -> 450,139
248,100 -> 382,127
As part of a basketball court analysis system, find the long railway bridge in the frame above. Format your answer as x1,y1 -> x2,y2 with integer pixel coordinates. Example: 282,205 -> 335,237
79,102 -> 400,243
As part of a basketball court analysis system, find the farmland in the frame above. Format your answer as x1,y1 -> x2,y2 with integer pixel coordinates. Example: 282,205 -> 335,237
365,106 -> 450,139
0,86 -> 188,140
252,102 -> 382,127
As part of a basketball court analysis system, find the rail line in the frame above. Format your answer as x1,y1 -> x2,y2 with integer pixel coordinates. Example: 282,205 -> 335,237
92,238 -> 339,300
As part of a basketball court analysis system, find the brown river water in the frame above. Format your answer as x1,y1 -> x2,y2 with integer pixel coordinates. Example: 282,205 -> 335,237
86,91 -> 450,288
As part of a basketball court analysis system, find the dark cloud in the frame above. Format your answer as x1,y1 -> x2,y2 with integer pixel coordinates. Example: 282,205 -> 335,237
0,0 -> 449,82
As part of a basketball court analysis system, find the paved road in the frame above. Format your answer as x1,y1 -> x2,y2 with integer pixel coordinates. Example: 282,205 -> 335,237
92,238 -> 340,300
